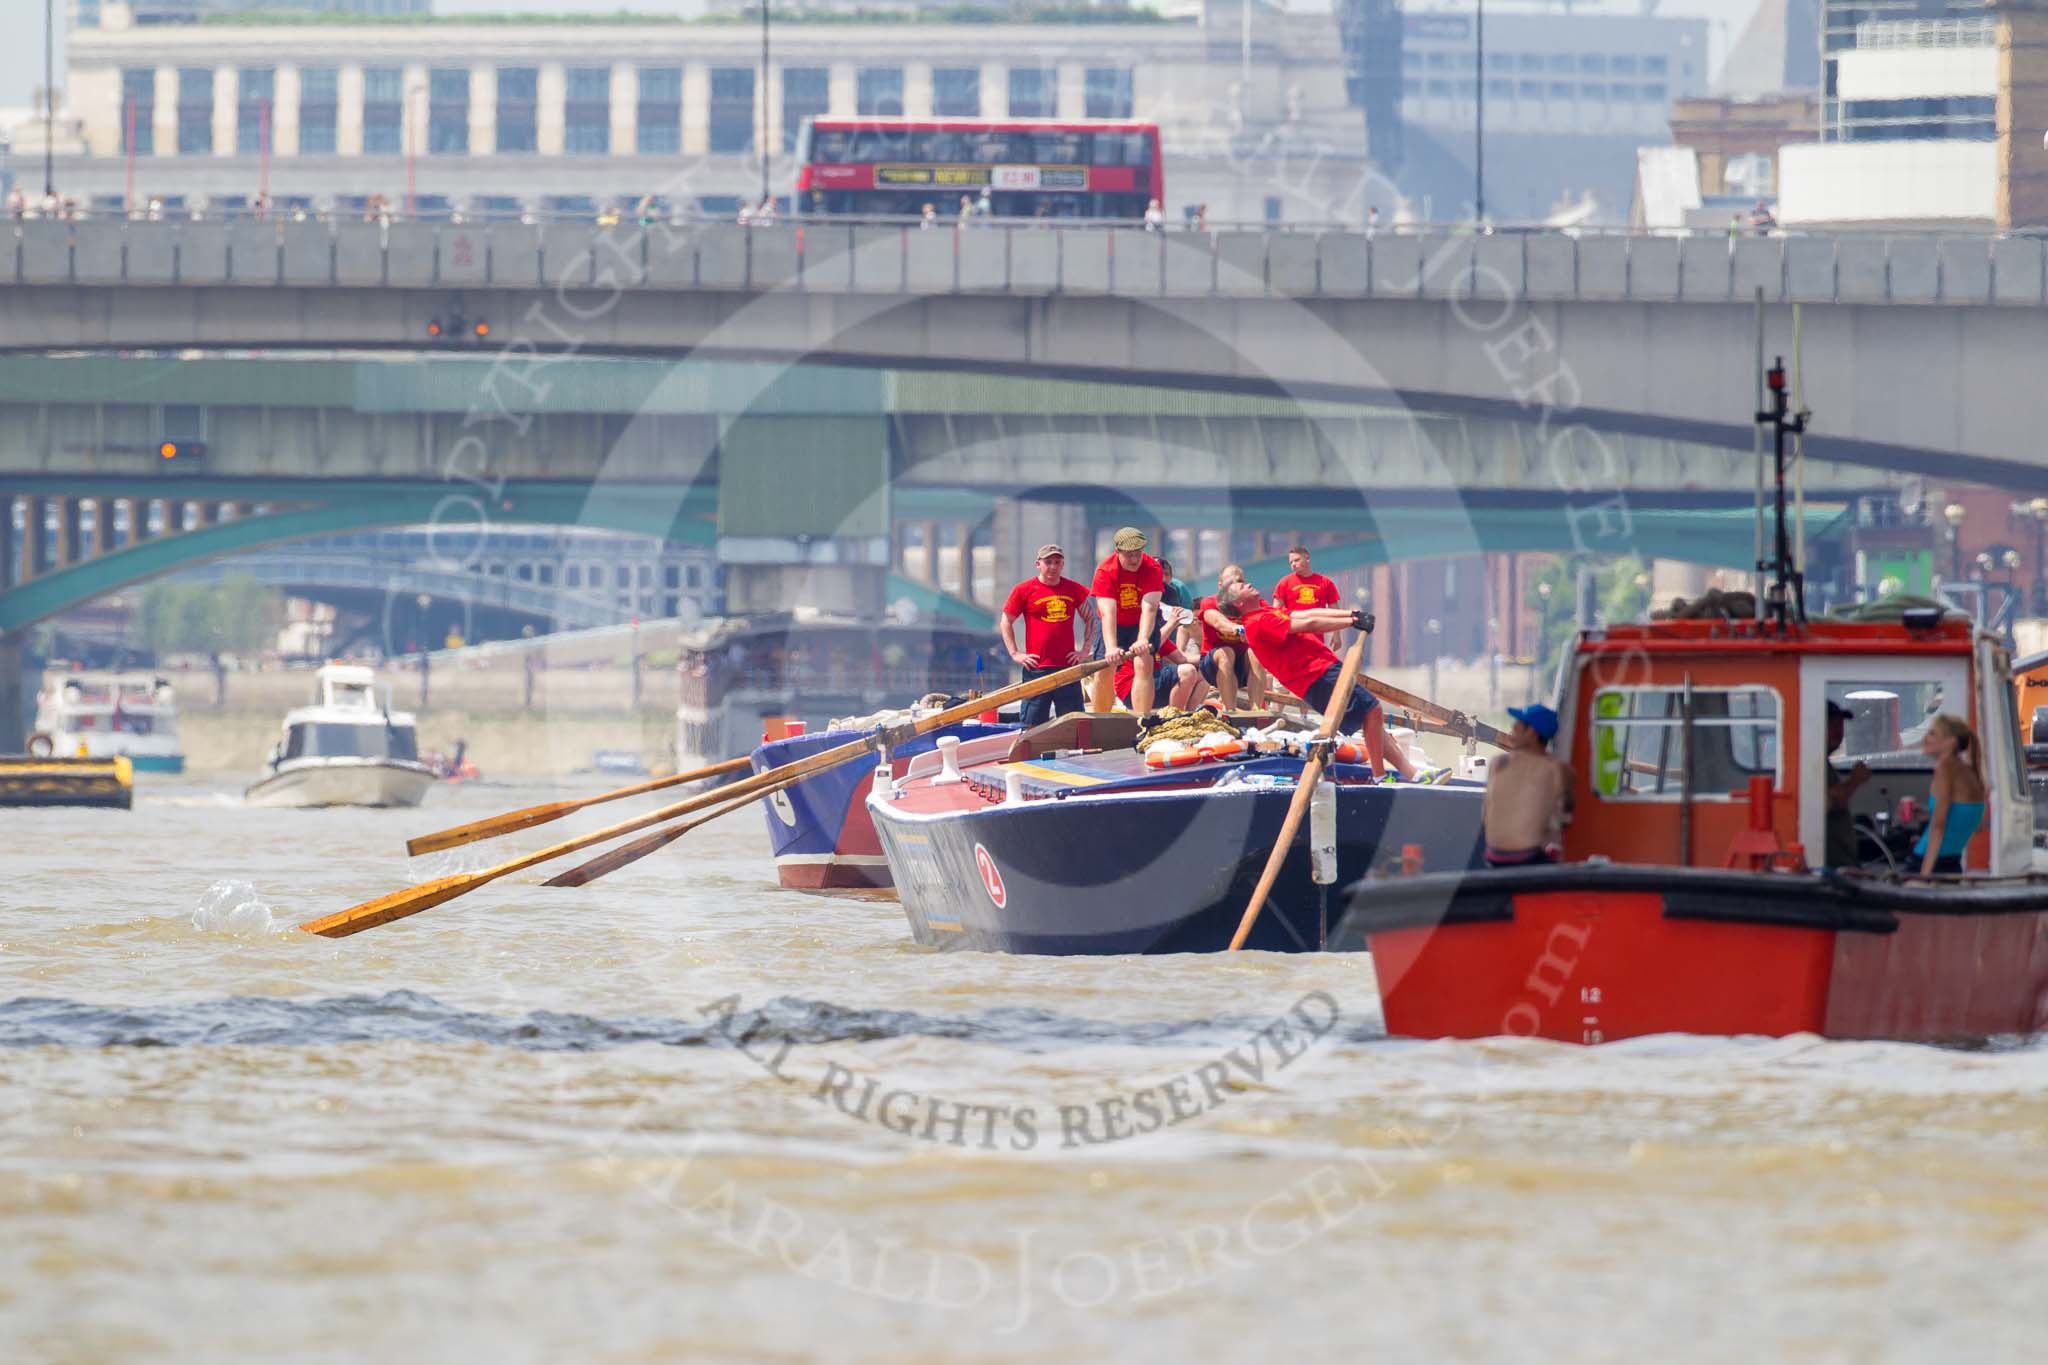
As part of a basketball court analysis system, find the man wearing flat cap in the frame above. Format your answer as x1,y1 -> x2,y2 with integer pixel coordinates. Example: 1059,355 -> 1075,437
999,544 -> 1096,726
1091,527 -> 1166,714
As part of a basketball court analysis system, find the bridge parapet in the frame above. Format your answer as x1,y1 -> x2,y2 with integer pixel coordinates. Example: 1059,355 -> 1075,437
11,220 -> 2048,308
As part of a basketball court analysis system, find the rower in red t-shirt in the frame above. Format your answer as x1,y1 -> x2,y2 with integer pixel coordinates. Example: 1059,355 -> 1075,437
1194,564 -> 1260,711
1113,637 -> 1199,711
1000,543 -> 1096,727
1272,545 -> 1342,642
1091,526 -> 1166,714
1219,582 -> 1416,781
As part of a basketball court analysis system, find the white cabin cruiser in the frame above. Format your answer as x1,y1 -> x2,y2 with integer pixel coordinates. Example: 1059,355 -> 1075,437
33,676 -> 185,772
245,665 -> 434,809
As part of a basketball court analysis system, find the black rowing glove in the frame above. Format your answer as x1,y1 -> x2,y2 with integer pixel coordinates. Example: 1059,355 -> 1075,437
1352,610 -> 1376,634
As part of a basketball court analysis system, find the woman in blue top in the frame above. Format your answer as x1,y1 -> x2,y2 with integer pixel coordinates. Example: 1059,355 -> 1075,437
1917,712 -> 1987,876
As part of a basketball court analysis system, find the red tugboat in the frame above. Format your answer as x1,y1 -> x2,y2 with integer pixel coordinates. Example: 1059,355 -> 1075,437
1331,362 -> 2048,1043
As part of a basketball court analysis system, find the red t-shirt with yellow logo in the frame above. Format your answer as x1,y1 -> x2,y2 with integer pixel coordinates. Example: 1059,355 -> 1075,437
1273,571 -> 1339,613
1092,553 -> 1165,628
1114,638 -> 1186,703
1002,576 -> 1091,661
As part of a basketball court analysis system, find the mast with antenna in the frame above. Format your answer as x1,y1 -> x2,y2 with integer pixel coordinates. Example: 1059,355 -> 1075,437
1757,355 -> 1810,628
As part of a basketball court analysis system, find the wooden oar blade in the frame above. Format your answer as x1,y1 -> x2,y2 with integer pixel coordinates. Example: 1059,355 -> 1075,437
402,753 -> 755,856
298,872 -> 486,939
543,823 -> 692,888
405,801 -> 580,857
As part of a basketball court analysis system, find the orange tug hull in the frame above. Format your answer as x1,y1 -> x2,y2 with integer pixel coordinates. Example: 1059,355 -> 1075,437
1366,886 -> 2048,1044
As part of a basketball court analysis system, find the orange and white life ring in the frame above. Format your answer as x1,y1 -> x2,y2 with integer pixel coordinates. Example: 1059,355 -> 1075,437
1144,739 -> 1247,769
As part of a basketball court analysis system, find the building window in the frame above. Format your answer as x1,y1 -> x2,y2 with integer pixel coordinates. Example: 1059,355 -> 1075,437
497,66 -> 537,153
1084,67 -> 1133,119
638,65 -> 680,154
932,66 -> 979,117
1550,54 -> 1575,74
1487,79 -> 1512,99
1427,79 -> 1452,97
363,66 -> 402,155
177,67 -> 214,155
120,68 -> 154,154
236,68 -> 273,154
1401,77 -> 1421,97
1427,51 -> 1450,69
686,565 -> 702,589
1549,81 -> 1574,101
428,67 -> 469,155
709,67 -> 754,154
858,66 -> 903,116
1608,83 -> 1634,102
1581,83 -> 1607,101
1518,53 -> 1543,72
1403,51 -> 1422,72
565,66 -> 610,154
781,66 -> 827,151
1008,66 -> 1055,117
298,67 -> 336,154
1645,56 -> 1668,76
1611,55 -> 1638,76
1263,195 -> 1282,222
1456,78 -> 1478,97
1580,54 -> 1607,75
1643,82 -> 1668,103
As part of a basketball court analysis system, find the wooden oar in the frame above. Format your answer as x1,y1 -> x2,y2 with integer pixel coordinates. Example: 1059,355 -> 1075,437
404,754 -> 754,857
1227,630 -> 1370,953
1360,674 -> 1513,750
299,657 -> 1110,939
541,770 -> 805,888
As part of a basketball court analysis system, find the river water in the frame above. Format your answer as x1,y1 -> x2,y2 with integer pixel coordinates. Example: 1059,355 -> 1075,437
4,776 -> 2045,1362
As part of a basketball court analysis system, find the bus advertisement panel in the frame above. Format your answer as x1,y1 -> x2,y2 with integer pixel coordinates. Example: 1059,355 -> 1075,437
795,117 -> 1163,221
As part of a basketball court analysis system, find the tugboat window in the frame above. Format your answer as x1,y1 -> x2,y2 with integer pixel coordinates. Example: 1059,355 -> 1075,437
1590,686 -> 1780,799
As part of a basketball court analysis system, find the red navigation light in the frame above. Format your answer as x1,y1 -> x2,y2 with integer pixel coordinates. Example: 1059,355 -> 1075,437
159,441 -> 177,459
1766,362 -> 1787,393
472,320 -> 490,339
158,441 -> 204,461
427,319 -> 444,338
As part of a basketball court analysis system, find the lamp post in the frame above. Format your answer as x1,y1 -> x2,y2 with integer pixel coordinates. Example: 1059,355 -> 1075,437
43,0 -> 55,199
1942,502 -> 1966,584
415,593 -> 432,707
2027,497 -> 2048,616
1474,0 -> 1485,226
760,0 -> 772,207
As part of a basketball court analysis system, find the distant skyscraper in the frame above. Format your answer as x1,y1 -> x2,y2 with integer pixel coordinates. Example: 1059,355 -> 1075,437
1339,0 -> 1405,171
1817,0 -> 1993,142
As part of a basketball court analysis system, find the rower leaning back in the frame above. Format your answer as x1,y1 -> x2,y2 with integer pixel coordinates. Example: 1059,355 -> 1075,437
1218,581 -> 1417,781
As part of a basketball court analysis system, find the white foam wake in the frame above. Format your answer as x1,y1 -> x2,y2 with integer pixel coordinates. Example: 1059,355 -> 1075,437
190,879 -> 282,936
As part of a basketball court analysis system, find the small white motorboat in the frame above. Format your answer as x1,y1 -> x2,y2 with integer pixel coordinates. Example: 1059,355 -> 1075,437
245,664 -> 435,809
33,675 -> 185,772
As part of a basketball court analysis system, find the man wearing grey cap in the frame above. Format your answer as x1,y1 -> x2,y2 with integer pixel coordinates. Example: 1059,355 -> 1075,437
1092,526 -> 1166,714
1000,544 -> 1096,726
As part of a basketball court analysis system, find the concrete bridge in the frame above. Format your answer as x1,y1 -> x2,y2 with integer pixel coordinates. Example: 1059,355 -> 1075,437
3,220 -> 2046,482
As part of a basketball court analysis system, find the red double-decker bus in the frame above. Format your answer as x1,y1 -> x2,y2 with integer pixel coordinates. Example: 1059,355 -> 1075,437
794,117 -> 1163,221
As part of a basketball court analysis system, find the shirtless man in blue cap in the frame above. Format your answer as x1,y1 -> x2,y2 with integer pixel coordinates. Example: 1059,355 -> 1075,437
1481,703 -> 1574,867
